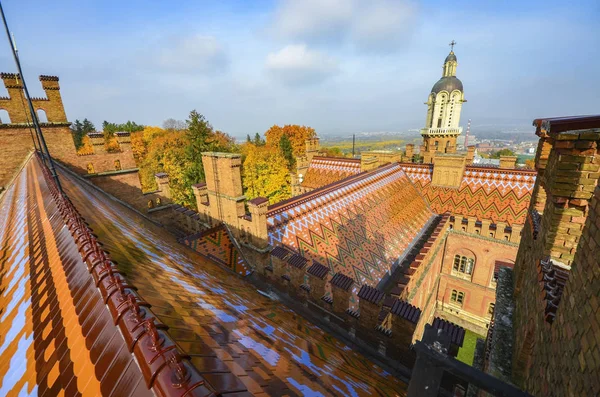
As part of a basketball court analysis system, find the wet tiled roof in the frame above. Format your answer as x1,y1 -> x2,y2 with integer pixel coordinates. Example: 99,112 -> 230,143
357,285 -> 385,305
389,299 -> 421,324
307,260 -> 330,279
431,317 -> 466,347
0,157 -> 204,396
401,163 -> 536,225
331,273 -> 355,291
268,163 -> 434,287
300,156 -> 362,189
54,161 -> 407,396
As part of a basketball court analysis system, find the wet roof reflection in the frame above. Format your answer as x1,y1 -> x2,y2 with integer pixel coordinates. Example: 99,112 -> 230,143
60,170 -> 407,396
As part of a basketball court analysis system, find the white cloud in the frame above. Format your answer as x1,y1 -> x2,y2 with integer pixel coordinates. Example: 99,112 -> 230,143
156,35 -> 229,74
265,44 -> 339,85
270,0 -> 417,53
273,0 -> 353,42
352,1 -> 417,52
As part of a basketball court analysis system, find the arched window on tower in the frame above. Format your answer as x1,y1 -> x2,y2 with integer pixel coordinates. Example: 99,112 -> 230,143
452,254 -> 475,280
0,109 -> 11,124
36,109 -> 48,123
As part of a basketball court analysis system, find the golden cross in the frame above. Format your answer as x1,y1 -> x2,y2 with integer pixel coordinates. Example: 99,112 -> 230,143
449,40 -> 456,51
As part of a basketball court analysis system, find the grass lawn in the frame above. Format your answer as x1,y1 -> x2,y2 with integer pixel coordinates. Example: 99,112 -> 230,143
456,330 -> 485,366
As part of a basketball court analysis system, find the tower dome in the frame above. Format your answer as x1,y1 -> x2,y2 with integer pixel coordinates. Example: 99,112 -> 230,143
431,76 -> 463,94
420,41 -> 467,160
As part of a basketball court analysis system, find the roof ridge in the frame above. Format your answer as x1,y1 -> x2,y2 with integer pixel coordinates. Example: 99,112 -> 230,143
312,156 -> 361,164
267,162 -> 400,216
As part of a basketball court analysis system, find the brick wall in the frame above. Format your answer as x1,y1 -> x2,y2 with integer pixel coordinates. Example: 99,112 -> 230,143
435,232 -> 518,335
514,186 -> 600,396
512,118 -> 600,396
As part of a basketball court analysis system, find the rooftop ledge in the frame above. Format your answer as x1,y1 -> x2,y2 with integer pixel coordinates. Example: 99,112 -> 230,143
201,152 -> 241,158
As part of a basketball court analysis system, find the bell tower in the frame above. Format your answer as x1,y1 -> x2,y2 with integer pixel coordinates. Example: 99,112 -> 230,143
420,41 -> 466,161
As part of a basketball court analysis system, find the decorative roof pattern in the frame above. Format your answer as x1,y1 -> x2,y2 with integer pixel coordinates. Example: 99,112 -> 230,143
300,156 -> 362,189
56,165 -> 407,396
180,224 -> 252,276
268,163 -> 434,287
401,164 -> 536,225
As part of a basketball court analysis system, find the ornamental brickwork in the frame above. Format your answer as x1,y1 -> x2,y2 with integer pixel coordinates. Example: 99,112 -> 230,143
511,116 -> 600,396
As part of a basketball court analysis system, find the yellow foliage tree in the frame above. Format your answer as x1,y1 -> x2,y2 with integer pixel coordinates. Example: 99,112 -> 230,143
264,124 -> 316,157
76,135 -> 94,155
139,131 -> 191,203
524,159 -> 535,170
242,145 -> 291,204
131,126 -> 166,163
104,136 -> 121,153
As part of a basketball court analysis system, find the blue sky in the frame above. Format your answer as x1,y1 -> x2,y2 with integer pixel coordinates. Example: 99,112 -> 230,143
1,0 -> 599,138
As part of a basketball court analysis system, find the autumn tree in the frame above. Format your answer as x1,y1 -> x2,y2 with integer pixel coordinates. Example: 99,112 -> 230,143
264,124 -> 316,156
524,158 -> 535,170
320,147 -> 345,157
131,126 -> 165,162
490,148 -> 516,158
76,135 -> 94,155
243,145 -> 291,204
139,131 -> 190,202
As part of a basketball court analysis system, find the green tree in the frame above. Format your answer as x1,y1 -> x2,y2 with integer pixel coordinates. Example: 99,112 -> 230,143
180,110 -> 236,205
247,134 -> 252,144
70,118 -> 96,149
279,134 -> 296,170
253,132 -> 265,146
70,119 -> 84,148
490,148 -> 516,158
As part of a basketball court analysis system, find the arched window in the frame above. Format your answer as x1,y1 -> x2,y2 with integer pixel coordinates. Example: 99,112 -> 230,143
36,109 -> 48,123
0,109 -> 11,124
488,303 -> 495,316
452,254 -> 475,280
148,199 -> 154,209
114,159 -> 121,171
86,163 -> 95,174
450,290 -> 465,306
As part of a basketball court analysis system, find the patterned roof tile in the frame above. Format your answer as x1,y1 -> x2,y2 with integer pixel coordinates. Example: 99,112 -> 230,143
401,163 -> 536,225
268,163 -> 434,287
300,156 -> 362,189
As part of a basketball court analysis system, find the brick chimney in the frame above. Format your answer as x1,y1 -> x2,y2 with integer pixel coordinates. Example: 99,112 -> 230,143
499,155 -> 517,169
